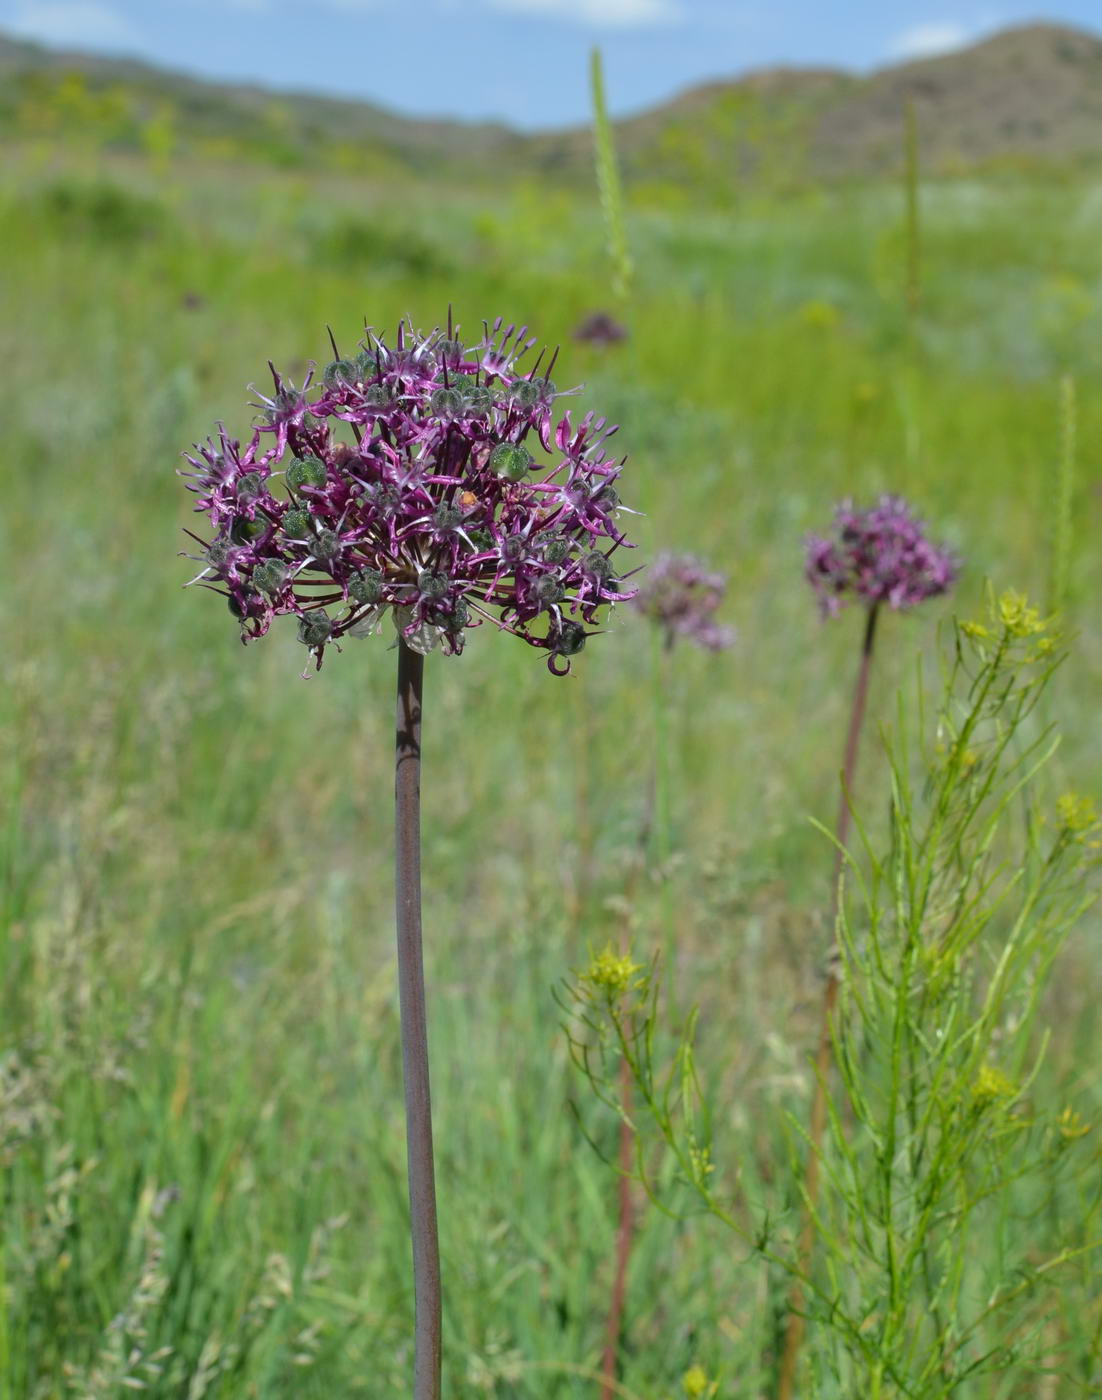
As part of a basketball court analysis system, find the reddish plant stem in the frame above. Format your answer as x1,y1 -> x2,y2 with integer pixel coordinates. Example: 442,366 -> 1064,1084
601,1064 -> 636,1400
395,640 -> 442,1400
776,603 -> 880,1400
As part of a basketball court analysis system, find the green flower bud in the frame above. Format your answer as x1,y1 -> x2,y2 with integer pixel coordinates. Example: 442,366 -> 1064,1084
286,456 -> 327,490
298,610 -> 332,648
489,442 -> 532,482
430,386 -> 464,418
253,560 -> 288,595
349,567 -> 383,604
322,358 -> 357,387
283,507 -> 311,538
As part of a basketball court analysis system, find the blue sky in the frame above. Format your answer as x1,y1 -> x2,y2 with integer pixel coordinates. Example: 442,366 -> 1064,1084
1,0 -> 1099,128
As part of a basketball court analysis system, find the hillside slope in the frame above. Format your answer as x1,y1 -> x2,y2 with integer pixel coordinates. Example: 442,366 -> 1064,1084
1,22 -> 1100,185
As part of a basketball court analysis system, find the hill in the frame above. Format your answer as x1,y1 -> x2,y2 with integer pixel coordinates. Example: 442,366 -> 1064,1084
1,22 -> 1100,187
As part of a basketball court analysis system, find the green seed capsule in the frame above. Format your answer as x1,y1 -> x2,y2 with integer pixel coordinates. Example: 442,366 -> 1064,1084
298,611 -> 332,647
362,385 -> 391,409
554,621 -> 587,657
433,504 -> 464,531
489,442 -> 532,482
230,515 -> 267,544
313,529 -> 341,561
323,358 -> 357,387
447,598 -> 470,631
283,507 -> 311,538
349,568 -> 383,604
418,570 -> 449,600
438,337 -> 464,364
286,456 -> 327,490
253,560 -> 288,595
536,575 -> 565,606
206,539 -> 234,568
543,537 -> 571,564
430,386 -> 464,417
583,550 -> 612,581
463,384 -> 493,413
355,349 -> 379,379
510,378 -> 542,408
236,471 -> 263,500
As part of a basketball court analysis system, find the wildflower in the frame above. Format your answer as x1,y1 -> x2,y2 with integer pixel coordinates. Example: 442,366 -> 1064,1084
180,317 -> 637,674
971,1064 -> 1016,1111
805,495 -> 956,618
682,1364 -> 718,1398
1056,792 -> 1100,837
962,587 -> 1056,662
581,944 -> 646,1001
573,310 -> 628,346
1057,1106 -> 1091,1141
632,552 -> 735,652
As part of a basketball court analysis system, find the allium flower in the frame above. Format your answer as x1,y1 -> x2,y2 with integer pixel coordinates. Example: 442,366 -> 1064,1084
631,552 -> 735,652
805,495 -> 956,617
180,316 -> 637,675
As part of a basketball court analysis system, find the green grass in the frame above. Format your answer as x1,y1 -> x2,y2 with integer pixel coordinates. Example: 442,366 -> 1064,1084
2,145 -> 1101,1396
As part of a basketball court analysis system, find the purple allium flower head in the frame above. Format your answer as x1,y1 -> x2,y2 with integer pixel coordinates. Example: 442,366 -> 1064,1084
805,495 -> 957,618
180,317 -> 639,675
631,552 -> 735,652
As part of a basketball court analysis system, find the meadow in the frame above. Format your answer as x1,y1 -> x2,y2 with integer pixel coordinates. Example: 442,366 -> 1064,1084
1,130 -> 1101,1397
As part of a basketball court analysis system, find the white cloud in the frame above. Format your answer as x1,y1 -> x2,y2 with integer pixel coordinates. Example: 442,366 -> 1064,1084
7,1 -> 140,47
888,21 -> 973,60
488,0 -> 681,28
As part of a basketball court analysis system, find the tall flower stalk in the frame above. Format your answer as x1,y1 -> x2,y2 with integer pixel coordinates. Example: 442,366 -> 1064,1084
179,316 -> 637,1398
595,554 -> 733,1400
778,496 -> 955,1400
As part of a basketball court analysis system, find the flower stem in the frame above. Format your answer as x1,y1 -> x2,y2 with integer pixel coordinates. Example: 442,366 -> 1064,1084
776,602 -> 879,1400
395,639 -> 442,1400
600,1061 -> 636,1400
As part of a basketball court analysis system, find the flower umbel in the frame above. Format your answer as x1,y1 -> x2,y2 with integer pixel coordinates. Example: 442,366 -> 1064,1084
580,945 -> 647,1002
805,495 -> 957,617
180,317 -> 637,674
632,552 -> 735,652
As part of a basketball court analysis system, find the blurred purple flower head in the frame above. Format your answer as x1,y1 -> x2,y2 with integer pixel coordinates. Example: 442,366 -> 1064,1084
632,552 -> 735,652
805,495 -> 957,618
180,316 -> 637,675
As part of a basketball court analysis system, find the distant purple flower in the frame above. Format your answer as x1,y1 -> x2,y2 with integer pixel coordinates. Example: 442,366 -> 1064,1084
805,495 -> 957,618
632,552 -> 735,652
180,317 -> 638,675
574,311 -> 628,347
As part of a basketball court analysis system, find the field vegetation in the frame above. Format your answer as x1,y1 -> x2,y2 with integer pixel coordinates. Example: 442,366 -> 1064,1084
2,64 -> 1101,1396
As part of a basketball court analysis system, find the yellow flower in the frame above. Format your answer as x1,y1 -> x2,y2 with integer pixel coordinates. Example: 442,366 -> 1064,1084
1057,792 -> 1099,837
996,588 -> 1045,639
1057,1107 -> 1091,1141
581,944 -> 646,1000
972,1064 -> 1015,1110
682,1364 -> 718,1398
